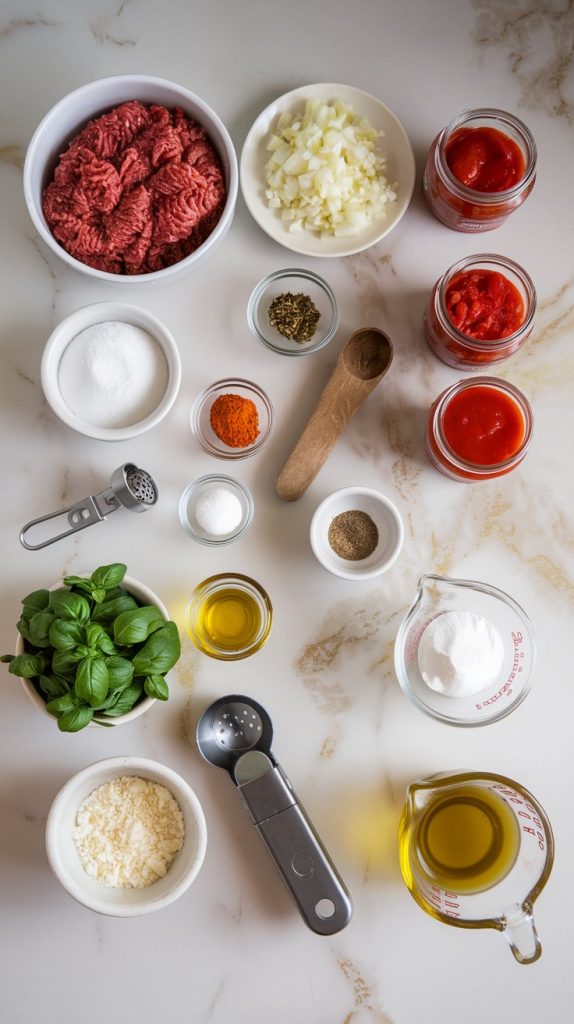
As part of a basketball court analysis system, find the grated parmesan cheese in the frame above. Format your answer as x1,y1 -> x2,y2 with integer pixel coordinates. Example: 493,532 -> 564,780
73,776 -> 185,889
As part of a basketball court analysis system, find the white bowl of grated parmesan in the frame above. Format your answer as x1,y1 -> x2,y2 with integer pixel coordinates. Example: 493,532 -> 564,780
46,756 -> 207,915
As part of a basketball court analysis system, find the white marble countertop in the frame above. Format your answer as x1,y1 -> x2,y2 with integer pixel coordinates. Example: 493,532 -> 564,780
1,1 -> 573,1021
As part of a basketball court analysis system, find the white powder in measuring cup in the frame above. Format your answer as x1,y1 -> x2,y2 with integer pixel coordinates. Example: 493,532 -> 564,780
57,321 -> 168,428
417,610 -> 505,698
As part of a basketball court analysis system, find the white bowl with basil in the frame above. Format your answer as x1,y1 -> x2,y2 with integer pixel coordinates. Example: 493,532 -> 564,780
46,756 -> 207,916
4,563 -> 180,731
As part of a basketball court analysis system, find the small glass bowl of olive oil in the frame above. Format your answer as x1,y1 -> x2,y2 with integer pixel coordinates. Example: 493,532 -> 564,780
186,573 -> 273,660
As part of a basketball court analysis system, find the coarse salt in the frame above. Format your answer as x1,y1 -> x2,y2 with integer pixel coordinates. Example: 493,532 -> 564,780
57,320 -> 168,429
72,776 -> 184,888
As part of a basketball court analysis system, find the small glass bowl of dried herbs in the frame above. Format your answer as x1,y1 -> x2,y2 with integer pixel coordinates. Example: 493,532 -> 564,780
247,268 -> 339,356
310,486 -> 404,580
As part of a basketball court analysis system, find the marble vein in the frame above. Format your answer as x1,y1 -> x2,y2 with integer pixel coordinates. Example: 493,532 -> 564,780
0,15 -> 58,40
473,0 -> 574,122
336,954 -> 393,1024
90,0 -> 138,47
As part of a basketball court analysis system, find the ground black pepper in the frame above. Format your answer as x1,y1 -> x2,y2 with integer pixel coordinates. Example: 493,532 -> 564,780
268,291 -> 321,343
328,509 -> 379,560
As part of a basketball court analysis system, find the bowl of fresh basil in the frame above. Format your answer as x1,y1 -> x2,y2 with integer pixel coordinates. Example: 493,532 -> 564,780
1,563 -> 181,732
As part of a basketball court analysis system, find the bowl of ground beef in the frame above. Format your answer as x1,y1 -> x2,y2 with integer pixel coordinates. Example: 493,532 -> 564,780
23,75 -> 238,281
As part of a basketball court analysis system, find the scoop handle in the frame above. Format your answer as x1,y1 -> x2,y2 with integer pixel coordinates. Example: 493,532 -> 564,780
275,370 -> 374,501
238,765 -> 352,935
19,496 -> 106,550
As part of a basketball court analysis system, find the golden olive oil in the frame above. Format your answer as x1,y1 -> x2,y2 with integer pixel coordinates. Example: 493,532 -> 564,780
198,587 -> 262,653
402,784 -> 520,896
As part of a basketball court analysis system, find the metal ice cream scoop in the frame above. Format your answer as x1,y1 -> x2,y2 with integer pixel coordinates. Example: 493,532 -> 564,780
197,694 -> 353,935
19,462 -> 158,550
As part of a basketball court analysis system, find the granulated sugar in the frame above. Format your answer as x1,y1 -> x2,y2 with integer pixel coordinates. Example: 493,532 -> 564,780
58,320 -> 168,429
73,775 -> 185,888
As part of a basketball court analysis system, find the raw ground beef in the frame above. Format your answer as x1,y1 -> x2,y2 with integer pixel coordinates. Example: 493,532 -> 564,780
42,100 -> 227,274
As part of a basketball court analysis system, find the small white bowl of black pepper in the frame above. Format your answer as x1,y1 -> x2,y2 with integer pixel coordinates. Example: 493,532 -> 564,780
310,486 -> 404,580
247,268 -> 339,356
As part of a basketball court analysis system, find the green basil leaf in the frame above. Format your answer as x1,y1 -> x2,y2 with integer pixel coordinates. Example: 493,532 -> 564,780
46,692 -> 78,717
100,682 -> 143,717
49,590 -> 90,624
28,611 -> 56,648
131,621 -> 180,676
91,588 -> 107,605
113,606 -> 166,646
98,634 -> 117,656
7,653 -> 49,678
106,656 -> 134,690
38,674 -> 70,699
75,657 -> 109,707
58,706 -> 94,732
52,648 -> 83,677
144,675 -> 169,700
49,619 -> 84,652
63,576 -> 94,595
91,594 -> 138,626
16,616 -> 34,644
91,564 -> 127,590
86,624 -> 106,648
21,589 -> 50,620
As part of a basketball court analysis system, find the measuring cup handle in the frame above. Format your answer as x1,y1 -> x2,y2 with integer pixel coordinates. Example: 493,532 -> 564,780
503,903 -> 542,964
19,496 -> 105,550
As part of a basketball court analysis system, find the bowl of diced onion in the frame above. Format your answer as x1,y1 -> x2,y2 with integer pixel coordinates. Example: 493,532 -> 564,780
240,83 -> 415,258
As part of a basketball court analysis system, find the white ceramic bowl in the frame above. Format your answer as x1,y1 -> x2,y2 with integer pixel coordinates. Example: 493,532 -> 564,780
46,756 -> 207,916
310,486 -> 404,580
23,74 -> 238,282
16,575 -> 168,726
240,83 -> 415,258
41,302 -> 182,441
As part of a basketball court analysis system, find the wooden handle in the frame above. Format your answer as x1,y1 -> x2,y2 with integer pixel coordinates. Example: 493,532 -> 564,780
275,371 -> 376,502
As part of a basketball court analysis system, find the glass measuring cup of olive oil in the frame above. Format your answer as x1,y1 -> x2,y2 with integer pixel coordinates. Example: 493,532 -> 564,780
398,771 -> 554,964
186,573 -> 273,660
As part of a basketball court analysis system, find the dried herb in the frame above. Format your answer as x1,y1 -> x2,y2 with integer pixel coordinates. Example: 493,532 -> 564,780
328,510 -> 379,561
268,291 -> 321,343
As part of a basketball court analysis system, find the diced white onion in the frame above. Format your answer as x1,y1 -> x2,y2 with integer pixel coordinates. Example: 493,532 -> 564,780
264,98 -> 397,236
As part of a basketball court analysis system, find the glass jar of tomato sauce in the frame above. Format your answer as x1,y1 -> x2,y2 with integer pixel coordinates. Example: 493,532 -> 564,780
424,254 -> 536,369
426,377 -> 533,481
423,109 -> 537,232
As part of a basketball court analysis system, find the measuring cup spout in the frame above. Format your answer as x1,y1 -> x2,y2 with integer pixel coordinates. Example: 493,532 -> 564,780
502,903 -> 542,965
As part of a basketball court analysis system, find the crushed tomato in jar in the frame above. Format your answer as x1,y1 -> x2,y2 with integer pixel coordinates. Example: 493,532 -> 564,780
445,269 -> 525,341
424,254 -> 536,370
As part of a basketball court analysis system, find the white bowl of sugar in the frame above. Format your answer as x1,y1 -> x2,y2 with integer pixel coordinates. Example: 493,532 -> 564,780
41,301 -> 181,440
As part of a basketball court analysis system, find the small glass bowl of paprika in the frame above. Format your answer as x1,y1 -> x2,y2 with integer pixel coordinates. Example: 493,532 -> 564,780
424,254 -> 536,369
190,378 -> 274,459
423,108 -> 537,232
426,377 -> 533,481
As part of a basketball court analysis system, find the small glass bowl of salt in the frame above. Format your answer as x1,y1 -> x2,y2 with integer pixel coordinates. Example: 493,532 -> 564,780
179,475 -> 254,546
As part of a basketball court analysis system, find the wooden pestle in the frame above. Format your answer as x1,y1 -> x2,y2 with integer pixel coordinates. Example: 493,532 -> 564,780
275,328 -> 393,501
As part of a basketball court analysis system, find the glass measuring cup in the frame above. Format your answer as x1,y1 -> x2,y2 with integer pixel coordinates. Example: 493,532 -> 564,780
394,574 -> 536,726
398,771 -> 554,964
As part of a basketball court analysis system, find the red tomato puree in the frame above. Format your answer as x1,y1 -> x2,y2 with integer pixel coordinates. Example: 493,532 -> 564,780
445,269 -> 525,340
445,126 -> 525,193
442,385 -> 525,465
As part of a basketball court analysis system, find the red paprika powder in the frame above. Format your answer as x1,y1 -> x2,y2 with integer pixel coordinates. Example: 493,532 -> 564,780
210,393 -> 259,448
